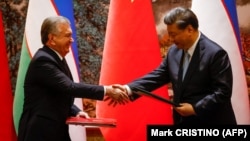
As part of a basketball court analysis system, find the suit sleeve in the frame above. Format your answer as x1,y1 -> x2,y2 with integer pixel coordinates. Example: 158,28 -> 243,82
31,57 -> 105,100
128,57 -> 171,100
70,104 -> 81,116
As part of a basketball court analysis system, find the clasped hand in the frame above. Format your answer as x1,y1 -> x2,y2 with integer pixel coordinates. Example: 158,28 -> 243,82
105,84 -> 130,106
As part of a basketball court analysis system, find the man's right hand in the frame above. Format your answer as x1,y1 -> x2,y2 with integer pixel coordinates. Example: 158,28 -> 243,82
105,84 -> 129,106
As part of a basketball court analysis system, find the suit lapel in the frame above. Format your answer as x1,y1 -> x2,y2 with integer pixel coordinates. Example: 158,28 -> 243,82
42,46 -> 75,106
42,46 -> 73,80
61,58 -> 73,80
182,34 -> 206,84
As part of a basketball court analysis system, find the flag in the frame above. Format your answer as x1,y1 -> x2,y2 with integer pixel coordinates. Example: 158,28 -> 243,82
96,0 -> 173,140
13,0 -> 86,140
191,0 -> 250,124
0,10 -> 17,141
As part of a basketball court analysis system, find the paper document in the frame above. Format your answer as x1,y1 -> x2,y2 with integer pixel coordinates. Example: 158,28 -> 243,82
131,87 -> 180,107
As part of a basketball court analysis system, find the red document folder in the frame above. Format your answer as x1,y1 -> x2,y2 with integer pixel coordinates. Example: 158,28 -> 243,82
66,117 -> 117,127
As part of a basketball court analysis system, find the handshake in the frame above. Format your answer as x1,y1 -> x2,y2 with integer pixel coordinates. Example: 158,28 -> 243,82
105,84 -> 131,106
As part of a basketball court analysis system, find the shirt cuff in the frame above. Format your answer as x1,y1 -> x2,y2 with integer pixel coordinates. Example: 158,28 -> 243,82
104,86 -> 107,96
125,85 -> 132,96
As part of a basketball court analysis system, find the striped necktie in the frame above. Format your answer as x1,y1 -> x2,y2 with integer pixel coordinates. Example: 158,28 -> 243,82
182,51 -> 190,80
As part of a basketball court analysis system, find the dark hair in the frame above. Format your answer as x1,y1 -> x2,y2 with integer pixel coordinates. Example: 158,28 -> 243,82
164,7 -> 198,30
40,16 -> 70,45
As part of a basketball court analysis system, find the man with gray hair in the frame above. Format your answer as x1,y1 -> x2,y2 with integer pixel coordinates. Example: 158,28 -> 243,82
17,16 -> 128,141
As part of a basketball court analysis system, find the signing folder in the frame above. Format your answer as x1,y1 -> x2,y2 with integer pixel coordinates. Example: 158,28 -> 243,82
66,117 -> 117,127
131,87 -> 180,107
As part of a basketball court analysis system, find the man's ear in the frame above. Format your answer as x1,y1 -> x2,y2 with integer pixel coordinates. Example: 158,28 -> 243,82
48,33 -> 55,45
187,24 -> 195,33
48,33 -> 53,40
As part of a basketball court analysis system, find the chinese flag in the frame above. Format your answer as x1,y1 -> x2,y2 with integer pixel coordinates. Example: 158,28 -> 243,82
0,10 -> 17,141
96,0 -> 173,141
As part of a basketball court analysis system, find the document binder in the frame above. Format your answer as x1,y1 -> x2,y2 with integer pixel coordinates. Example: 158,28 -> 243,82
66,117 -> 117,127
131,87 -> 180,107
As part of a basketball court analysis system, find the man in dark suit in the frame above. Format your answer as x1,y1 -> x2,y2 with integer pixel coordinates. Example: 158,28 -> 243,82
17,16 -> 128,141
109,7 -> 237,125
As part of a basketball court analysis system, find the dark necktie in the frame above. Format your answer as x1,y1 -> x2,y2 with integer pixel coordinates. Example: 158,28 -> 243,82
62,58 -> 73,80
182,51 -> 190,80
62,58 -> 74,108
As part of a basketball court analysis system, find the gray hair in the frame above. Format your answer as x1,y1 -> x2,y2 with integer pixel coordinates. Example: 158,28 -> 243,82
40,16 -> 70,45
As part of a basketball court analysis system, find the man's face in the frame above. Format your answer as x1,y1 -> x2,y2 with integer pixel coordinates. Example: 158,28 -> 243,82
167,23 -> 193,50
51,23 -> 74,57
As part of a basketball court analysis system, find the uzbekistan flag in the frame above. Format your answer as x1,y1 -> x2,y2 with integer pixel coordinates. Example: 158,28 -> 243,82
191,0 -> 250,124
13,0 -> 86,140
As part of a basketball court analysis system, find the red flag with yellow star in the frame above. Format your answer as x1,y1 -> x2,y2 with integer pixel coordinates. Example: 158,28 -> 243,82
96,0 -> 173,140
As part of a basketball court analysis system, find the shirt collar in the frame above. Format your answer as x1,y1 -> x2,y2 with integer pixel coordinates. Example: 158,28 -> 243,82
186,31 -> 201,57
50,48 -> 63,60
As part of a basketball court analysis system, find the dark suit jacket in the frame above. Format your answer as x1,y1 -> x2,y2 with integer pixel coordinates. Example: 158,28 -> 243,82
18,46 -> 105,141
128,33 -> 236,125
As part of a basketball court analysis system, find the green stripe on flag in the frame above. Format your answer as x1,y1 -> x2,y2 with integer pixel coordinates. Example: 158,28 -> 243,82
13,36 -> 31,134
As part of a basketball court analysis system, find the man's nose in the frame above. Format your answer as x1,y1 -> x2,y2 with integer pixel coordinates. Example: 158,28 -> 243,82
70,37 -> 74,42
